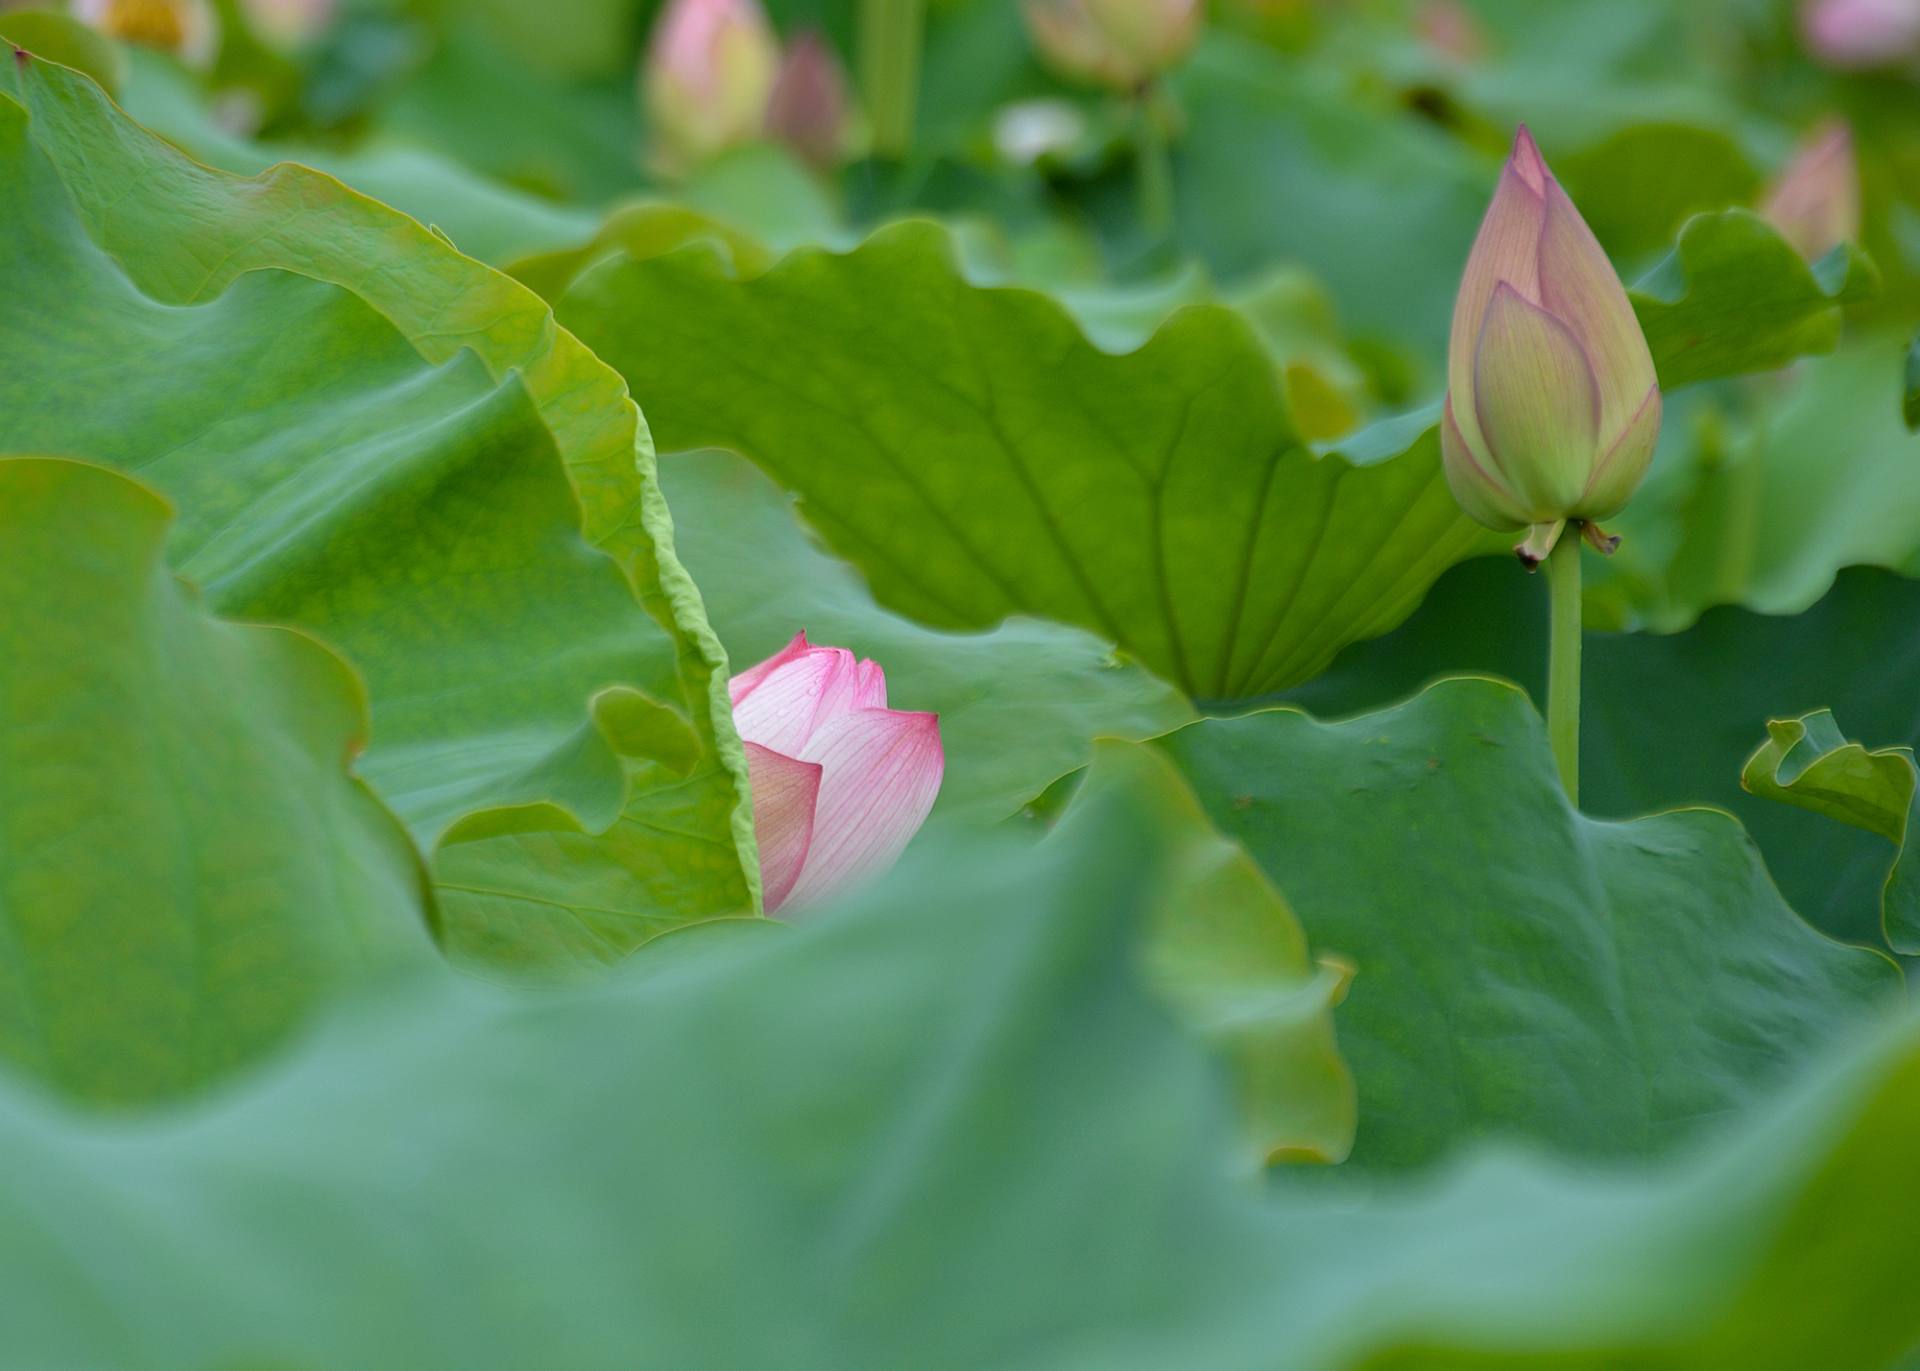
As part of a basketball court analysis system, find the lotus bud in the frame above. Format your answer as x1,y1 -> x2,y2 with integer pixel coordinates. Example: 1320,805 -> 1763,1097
1800,0 -> 1920,69
73,0 -> 218,67
1441,126 -> 1661,565
1762,121 -> 1860,262
1022,0 -> 1204,91
765,29 -> 852,169
731,633 -> 944,915
1414,0 -> 1487,64
643,0 -> 780,173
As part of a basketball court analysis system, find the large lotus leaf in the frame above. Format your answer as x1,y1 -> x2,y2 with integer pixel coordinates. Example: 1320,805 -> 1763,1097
4,750 -> 1920,1366
1285,558 -> 1920,949
0,53 -> 757,963
0,458 -> 430,1105
557,220 -> 1506,701
1742,710 -> 1920,954
662,449 -> 1194,825
1154,678 -> 1897,1172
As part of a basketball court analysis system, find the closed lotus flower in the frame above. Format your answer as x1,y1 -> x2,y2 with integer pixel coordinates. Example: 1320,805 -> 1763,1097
1762,121 -> 1860,262
732,634 -> 944,914
1801,0 -> 1920,69
643,0 -> 780,172
1023,0 -> 1203,90
1442,126 -> 1661,565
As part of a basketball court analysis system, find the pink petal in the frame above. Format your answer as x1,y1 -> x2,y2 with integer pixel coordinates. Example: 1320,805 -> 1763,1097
732,644 -> 865,755
1762,121 -> 1860,261
779,708 -> 944,912
1472,283 -> 1600,520
744,742 -> 822,914
1447,126 -> 1549,465
730,631 -> 813,706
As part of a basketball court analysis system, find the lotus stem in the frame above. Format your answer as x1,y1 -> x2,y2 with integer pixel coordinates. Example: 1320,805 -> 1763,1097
1136,83 -> 1174,239
861,0 -> 924,159
1546,529 -> 1582,806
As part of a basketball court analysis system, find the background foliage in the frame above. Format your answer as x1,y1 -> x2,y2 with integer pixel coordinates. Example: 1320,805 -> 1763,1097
4,0 -> 1920,1364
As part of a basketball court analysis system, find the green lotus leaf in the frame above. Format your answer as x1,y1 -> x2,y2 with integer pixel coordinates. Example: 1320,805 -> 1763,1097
557,219 -> 1506,701
1629,209 -> 1878,389
2,745 -> 1920,1365
1743,710 -> 1920,954
0,52 -> 757,967
1154,677 -> 1897,1171
1286,558 -> 1920,949
0,457 -> 431,1105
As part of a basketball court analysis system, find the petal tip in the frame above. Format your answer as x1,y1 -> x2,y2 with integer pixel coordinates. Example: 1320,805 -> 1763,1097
1510,124 -> 1549,192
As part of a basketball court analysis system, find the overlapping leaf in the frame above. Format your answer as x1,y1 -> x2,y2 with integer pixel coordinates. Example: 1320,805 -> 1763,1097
1156,678 -> 1897,1170
2,760 -> 1919,1367
0,53 -> 756,966
0,458 -> 430,1105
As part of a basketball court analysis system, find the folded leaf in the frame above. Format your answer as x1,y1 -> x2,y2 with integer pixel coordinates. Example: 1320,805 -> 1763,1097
1742,709 -> 1920,954
0,53 -> 757,968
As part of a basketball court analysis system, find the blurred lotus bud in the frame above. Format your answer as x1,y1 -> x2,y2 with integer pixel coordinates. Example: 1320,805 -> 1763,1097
1441,127 -> 1661,563
643,0 -> 780,173
1801,0 -> 1920,68
1761,121 -> 1860,261
765,29 -> 851,169
1413,0 -> 1486,64
731,633 -> 944,915
1023,0 -> 1204,90
73,0 -> 217,67
239,0 -> 334,52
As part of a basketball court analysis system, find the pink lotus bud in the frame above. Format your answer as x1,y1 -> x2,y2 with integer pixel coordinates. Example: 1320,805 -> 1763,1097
1801,0 -> 1920,69
643,0 -> 780,172
1414,0 -> 1487,64
765,29 -> 851,169
731,633 -> 944,915
1761,120 -> 1860,262
74,0 -> 218,67
1022,0 -> 1203,90
1441,126 -> 1661,561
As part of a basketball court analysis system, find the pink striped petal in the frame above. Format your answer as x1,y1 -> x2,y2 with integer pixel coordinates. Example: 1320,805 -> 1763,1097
732,644 -> 864,755
1446,126 -> 1549,464
730,631 -> 813,706
779,708 -> 944,913
744,741 -> 822,914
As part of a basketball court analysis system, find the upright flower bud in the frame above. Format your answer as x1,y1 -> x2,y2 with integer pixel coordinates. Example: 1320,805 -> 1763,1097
765,29 -> 852,169
1441,126 -> 1661,564
1022,0 -> 1203,90
1800,0 -> 1920,69
1762,121 -> 1860,262
643,0 -> 780,173
731,634 -> 944,915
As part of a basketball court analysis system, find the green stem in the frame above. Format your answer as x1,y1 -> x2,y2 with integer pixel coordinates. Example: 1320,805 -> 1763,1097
1136,84 -> 1173,239
860,0 -> 925,160
1546,529 -> 1582,807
